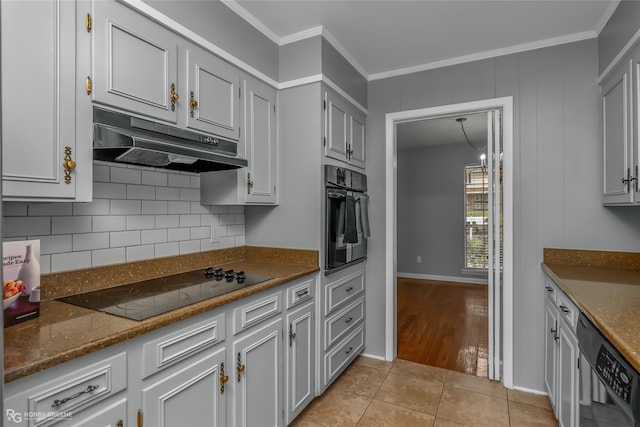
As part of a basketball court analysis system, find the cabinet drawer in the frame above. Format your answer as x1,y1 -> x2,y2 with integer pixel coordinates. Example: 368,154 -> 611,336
233,290 -> 282,335
5,352 -> 127,426
557,291 -> 578,330
324,325 -> 364,386
324,298 -> 364,351
141,313 -> 225,379
325,271 -> 364,315
66,397 -> 127,427
286,277 -> 314,309
543,276 -> 558,304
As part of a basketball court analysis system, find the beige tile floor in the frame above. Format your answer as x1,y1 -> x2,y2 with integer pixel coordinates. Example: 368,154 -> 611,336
291,357 -> 559,427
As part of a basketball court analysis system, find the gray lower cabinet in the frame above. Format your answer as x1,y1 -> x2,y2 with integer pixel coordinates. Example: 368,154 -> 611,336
232,317 -> 283,427
4,273 -> 317,427
285,301 -> 315,424
141,346 -> 227,427
543,274 -> 579,427
319,265 -> 365,393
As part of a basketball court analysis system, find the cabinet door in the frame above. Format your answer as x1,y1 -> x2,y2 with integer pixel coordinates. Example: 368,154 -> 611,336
141,346 -> 226,427
558,325 -> 579,427
1,0 -> 83,200
632,47 -> 640,203
285,302 -> 315,424
324,92 -> 348,162
544,302 -> 558,413
232,317 -> 282,427
66,398 -> 127,427
602,60 -> 633,204
185,45 -> 240,140
245,77 -> 278,203
92,0 -> 179,123
349,112 -> 366,169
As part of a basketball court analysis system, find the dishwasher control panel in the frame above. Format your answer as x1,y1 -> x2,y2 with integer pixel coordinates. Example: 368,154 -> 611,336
596,345 -> 633,404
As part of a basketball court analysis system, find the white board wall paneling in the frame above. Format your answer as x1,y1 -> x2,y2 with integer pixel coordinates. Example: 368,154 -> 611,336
366,39 -> 611,392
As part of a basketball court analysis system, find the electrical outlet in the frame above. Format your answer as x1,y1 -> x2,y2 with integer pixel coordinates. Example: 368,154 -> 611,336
417,255 -> 422,263
210,225 -> 219,243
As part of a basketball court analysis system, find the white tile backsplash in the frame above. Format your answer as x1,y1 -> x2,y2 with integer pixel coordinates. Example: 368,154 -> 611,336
3,162 -> 245,273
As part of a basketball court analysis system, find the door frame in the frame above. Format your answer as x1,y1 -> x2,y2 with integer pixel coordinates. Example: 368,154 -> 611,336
384,97 -> 514,388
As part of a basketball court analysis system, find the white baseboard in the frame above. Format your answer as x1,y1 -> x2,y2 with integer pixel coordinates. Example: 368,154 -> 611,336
510,385 -> 549,396
359,352 -> 388,362
397,272 -> 488,285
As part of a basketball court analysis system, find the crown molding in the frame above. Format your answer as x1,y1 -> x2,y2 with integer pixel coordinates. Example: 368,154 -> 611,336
320,28 -> 369,80
368,31 -> 597,81
280,26 -> 324,45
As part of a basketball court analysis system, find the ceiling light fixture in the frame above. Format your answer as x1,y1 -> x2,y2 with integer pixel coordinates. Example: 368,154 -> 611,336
456,117 -> 486,152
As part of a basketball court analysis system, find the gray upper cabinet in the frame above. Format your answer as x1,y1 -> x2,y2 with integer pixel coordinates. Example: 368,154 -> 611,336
1,0 -> 92,201
200,75 -> 278,205
92,0 -> 179,124
324,88 -> 366,169
185,44 -> 240,140
244,76 -> 278,203
602,42 -> 640,205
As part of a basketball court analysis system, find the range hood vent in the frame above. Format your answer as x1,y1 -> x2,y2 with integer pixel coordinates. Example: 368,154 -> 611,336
93,107 -> 247,172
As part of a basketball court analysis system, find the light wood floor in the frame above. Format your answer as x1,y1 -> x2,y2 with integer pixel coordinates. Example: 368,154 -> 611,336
397,277 -> 489,377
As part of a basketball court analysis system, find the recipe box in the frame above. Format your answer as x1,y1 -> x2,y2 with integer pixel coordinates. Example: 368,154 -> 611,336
3,240 -> 40,327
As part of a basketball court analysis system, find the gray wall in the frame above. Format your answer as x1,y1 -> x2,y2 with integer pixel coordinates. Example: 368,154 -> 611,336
321,38 -> 368,108
279,37 -> 322,82
142,0 -> 279,81
598,0 -> 640,74
364,39 -> 640,392
245,84 -> 323,250
397,143 -> 485,279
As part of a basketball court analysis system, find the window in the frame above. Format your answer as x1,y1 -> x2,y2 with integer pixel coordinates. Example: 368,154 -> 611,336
465,165 -> 489,269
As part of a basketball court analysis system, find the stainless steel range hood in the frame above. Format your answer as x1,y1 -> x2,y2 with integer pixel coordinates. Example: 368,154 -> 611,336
93,107 -> 247,172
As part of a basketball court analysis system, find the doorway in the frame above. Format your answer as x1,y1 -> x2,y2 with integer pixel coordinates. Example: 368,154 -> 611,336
395,111 -> 491,376
384,97 -> 514,387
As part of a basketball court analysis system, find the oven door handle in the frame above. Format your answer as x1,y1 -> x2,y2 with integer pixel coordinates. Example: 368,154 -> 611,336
328,190 -> 347,199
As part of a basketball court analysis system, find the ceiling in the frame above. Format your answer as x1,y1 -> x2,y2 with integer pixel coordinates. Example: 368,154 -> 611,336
229,0 -> 618,81
397,113 -> 488,151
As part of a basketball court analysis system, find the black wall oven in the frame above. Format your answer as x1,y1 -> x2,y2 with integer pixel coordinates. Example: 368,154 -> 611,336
325,165 -> 369,275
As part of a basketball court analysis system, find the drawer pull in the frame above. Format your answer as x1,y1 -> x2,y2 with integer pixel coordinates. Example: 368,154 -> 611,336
559,305 -> 570,314
51,384 -> 99,408
345,317 -> 354,324
295,289 -> 310,298
345,346 -> 354,355
345,287 -> 354,292
236,353 -> 245,382
220,362 -> 229,394
545,286 -> 554,292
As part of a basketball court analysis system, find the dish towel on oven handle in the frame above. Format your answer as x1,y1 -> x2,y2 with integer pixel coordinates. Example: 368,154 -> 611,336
358,194 -> 370,238
344,194 -> 358,243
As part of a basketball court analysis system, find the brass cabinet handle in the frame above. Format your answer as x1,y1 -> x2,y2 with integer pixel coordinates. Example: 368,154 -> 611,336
170,83 -> 179,111
137,409 -> 143,427
236,352 -> 245,382
189,91 -> 198,117
220,362 -> 229,394
85,76 -> 92,95
116,420 -> 123,427
247,173 -> 254,194
63,146 -> 76,185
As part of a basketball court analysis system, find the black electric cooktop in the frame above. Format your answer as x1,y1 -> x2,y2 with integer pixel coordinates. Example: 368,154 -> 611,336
58,267 -> 273,321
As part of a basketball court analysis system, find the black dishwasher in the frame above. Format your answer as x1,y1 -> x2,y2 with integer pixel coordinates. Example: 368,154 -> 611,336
577,313 -> 640,426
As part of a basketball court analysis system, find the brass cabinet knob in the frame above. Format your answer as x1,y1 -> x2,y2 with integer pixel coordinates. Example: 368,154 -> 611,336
63,146 -> 76,185
237,352 -> 245,382
189,91 -> 198,117
170,83 -> 179,111
220,362 -> 229,394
